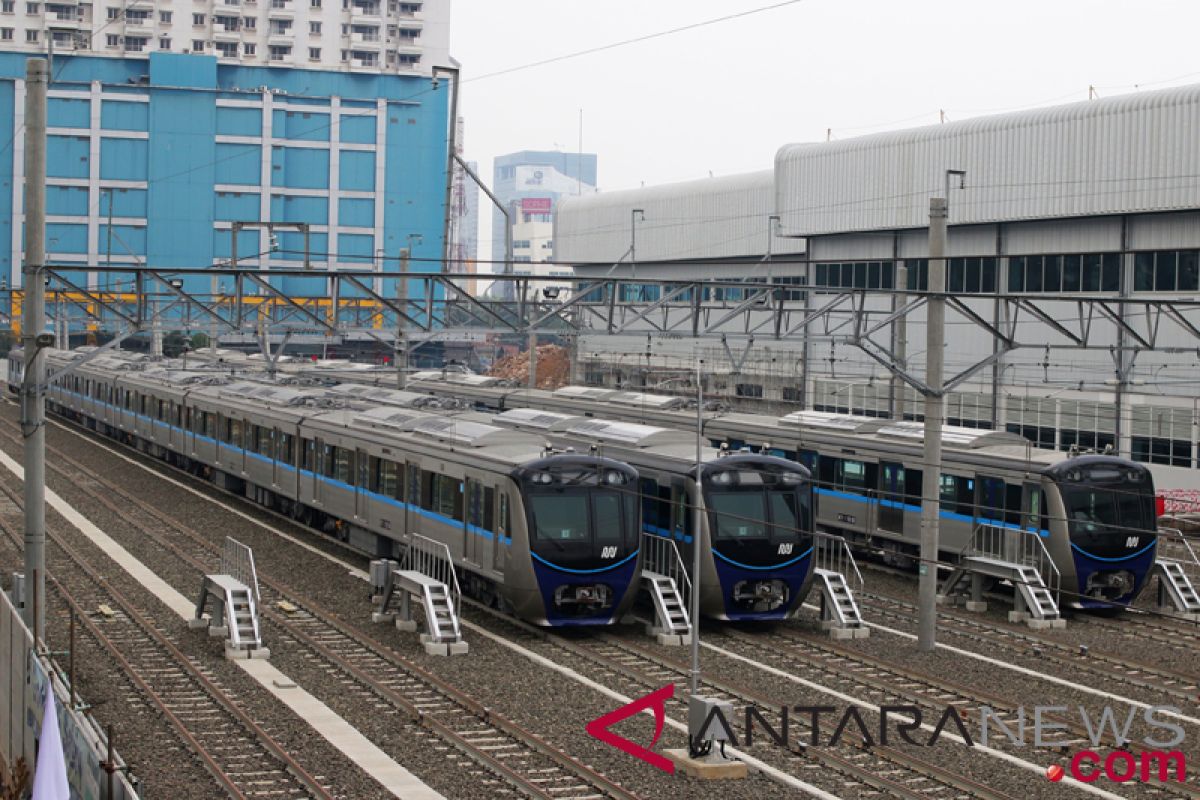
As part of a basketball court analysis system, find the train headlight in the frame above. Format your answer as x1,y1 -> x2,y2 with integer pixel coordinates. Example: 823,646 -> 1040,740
710,471 -> 736,485
532,472 -> 554,485
779,472 -> 804,486
604,470 -> 627,485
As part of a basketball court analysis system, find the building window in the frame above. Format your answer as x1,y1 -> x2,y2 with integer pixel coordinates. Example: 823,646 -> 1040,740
106,33 -> 120,46
124,35 -> 147,51
270,0 -> 287,7
215,40 -> 238,57
243,42 -> 256,55
158,36 -> 171,48
945,257 -> 997,294
782,387 -> 803,403
815,261 -> 896,290
0,2 -> 11,13
1133,250 -> 1200,293
192,38 -> 205,50
308,46 -> 320,59
1009,253 -> 1120,293
243,15 -> 255,28
269,19 -> 290,33
736,383 -> 764,399
24,2 -> 36,13
309,20 -> 320,33
396,53 -> 419,65
159,10 -> 171,22
215,14 -> 239,30
512,240 -> 531,250
0,27 -> 11,38
25,28 -> 36,41
192,12 -> 205,25
310,0 -> 321,6
269,44 -> 291,60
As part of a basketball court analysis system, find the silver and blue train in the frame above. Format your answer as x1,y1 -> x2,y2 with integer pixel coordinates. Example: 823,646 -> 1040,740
401,372 -> 1163,610
11,349 -> 644,626
325,387 -> 819,622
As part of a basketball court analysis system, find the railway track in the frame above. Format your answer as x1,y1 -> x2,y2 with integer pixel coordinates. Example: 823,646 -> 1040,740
11,425 -> 645,800
853,590 -> 1200,703
468,601 -> 1029,800
712,623 -> 1196,799
0,482 -> 334,800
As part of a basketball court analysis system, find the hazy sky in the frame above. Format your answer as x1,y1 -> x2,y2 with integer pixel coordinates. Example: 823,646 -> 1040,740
448,0 -> 1199,247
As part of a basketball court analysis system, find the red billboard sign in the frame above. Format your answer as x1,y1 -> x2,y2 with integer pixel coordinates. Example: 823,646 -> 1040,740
521,197 -> 553,213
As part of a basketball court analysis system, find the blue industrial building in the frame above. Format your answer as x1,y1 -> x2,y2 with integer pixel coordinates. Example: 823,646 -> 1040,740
0,51 -> 450,299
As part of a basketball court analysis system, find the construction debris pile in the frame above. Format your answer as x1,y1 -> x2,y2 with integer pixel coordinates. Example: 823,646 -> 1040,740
487,344 -> 572,389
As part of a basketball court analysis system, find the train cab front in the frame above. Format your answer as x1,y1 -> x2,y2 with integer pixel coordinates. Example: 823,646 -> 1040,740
1048,457 -> 1159,608
514,456 -> 641,625
702,455 -> 815,621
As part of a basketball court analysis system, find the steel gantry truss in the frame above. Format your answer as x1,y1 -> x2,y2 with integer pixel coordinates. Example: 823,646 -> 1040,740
12,265 -> 1200,394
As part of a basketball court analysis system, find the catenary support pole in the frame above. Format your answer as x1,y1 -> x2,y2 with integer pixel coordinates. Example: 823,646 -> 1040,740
396,249 -> 409,389
689,359 -> 703,696
917,196 -> 947,652
527,330 -> 537,390
21,57 -> 47,640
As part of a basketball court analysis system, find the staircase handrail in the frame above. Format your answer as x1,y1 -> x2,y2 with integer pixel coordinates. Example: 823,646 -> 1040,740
641,530 -> 691,612
403,532 -> 462,619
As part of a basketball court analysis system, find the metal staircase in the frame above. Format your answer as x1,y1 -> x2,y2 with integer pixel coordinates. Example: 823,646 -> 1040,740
641,532 -> 692,643
1013,564 -> 1060,621
940,524 -> 1062,627
645,572 -> 691,636
1153,530 -> 1200,615
812,533 -> 866,636
226,584 -> 263,650
814,568 -> 863,627
371,533 -> 467,655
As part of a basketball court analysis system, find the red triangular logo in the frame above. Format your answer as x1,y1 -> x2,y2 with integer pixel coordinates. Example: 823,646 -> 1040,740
586,684 -> 676,774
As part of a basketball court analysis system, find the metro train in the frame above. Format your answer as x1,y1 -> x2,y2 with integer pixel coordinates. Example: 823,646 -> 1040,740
322,383 -> 819,622
11,348 -> 645,626
402,371 -> 1163,610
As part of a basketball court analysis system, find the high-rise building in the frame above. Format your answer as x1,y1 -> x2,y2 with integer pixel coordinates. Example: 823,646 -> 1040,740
0,2 -> 453,296
491,149 -> 595,263
4,0 -> 449,74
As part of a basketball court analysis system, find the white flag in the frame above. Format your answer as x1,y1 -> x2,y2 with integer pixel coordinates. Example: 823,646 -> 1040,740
31,687 -> 70,800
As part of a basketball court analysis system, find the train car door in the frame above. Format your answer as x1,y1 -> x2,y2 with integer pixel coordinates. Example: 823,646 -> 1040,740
878,462 -> 905,533
355,448 -> 369,522
493,486 -> 508,572
313,438 -> 325,506
465,478 -> 481,565
405,462 -> 421,537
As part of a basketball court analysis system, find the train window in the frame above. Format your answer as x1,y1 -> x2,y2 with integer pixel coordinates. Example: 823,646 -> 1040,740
277,433 -> 293,465
301,439 -> 314,471
228,418 -> 241,445
335,448 -> 353,484
672,488 -> 694,538
468,481 -> 484,527
140,395 -> 147,415
323,445 -> 336,478
409,465 -> 421,507
157,400 -> 165,420
529,492 -> 591,542
204,412 -> 215,438
1005,484 -> 1023,525
499,492 -> 509,536
428,473 -> 462,521
368,457 -> 381,493
257,427 -> 272,456
709,492 -> 768,539
977,476 -> 1006,524
242,422 -> 253,451
798,450 -> 818,474
484,487 -> 495,531
593,493 -> 623,543
834,459 -> 874,494
903,468 -> 923,506
939,474 -> 975,516
420,469 -> 435,509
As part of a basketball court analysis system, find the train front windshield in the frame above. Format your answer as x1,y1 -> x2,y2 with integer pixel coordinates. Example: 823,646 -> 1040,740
707,485 -> 812,544
528,489 -> 637,550
1063,486 -> 1157,556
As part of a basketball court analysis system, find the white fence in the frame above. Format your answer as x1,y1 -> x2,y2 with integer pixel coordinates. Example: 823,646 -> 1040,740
1,587 -> 139,799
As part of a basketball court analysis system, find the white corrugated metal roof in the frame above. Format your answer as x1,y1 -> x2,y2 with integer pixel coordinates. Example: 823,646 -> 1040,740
556,170 -> 806,264
776,84 -> 1200,236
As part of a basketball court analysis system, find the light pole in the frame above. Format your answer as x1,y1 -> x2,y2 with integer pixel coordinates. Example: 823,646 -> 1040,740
690,359 -> 703,697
